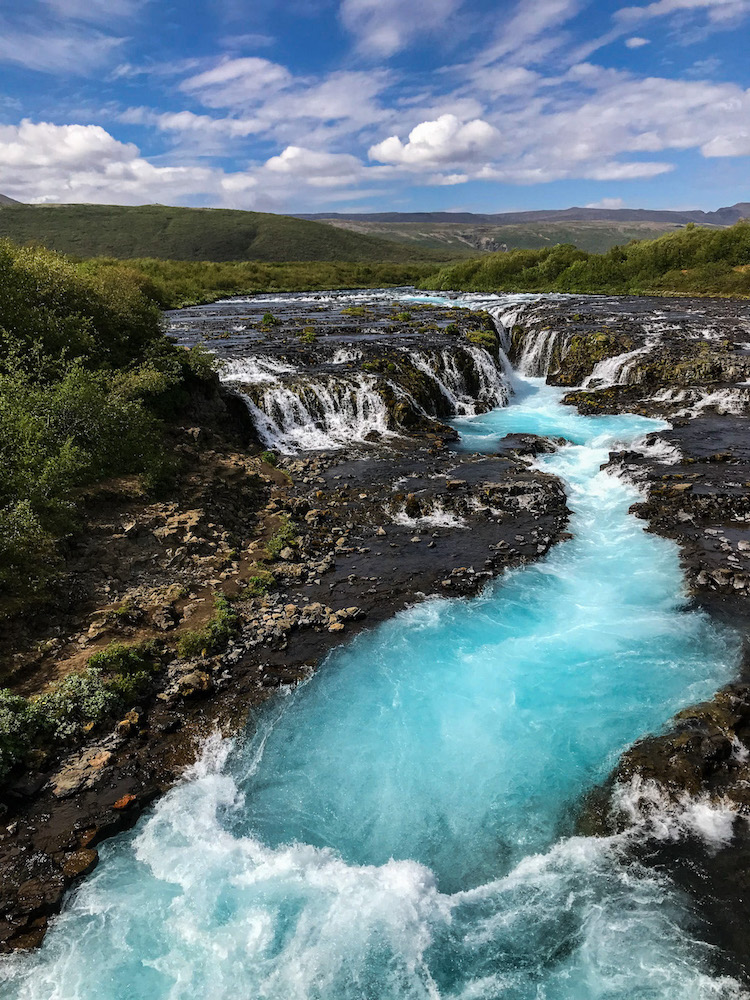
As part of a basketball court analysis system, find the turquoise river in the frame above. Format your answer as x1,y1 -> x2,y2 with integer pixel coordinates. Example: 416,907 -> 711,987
1,293 -> 746,999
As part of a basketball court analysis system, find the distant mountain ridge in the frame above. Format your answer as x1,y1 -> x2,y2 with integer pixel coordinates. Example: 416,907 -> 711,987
298,203 -> 750,226
0,193 -> 20,207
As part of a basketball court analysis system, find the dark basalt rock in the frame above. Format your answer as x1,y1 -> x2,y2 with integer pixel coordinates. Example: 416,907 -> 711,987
496,433 -> 564,458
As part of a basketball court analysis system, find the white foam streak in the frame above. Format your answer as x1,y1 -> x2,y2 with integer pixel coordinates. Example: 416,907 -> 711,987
612,775 -> 739,852
221,356 -> 297,385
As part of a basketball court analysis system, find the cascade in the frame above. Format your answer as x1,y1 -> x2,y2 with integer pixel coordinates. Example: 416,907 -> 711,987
241,374 -> 393,451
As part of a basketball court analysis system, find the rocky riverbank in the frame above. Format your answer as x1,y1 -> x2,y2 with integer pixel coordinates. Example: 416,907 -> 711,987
0,297 -> 570,953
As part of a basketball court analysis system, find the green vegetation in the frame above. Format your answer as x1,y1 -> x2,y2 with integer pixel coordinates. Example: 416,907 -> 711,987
260,450 -> 278,466
244,569 -> 275,596
261,312 -> 280,327
298,326 -> 317,344
0,204 -> 458,264
0,640 -> 161,781
266,517 -> 298,559
422,222 -> 750,297
177,595 -> 239,658
0,240 -> 217,614
466,329 -> 499,352
84,258 -> 440,309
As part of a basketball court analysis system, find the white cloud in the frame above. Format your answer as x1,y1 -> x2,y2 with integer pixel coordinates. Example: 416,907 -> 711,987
339,0 -> 461,56
472,0 -> 584,68
616,0 -> 750,24
701,132 -> 750,156
0,20 -> 124,73
264,146 -> 365,187
625,35 -> 651,45
181,57 -> 292,107
0,120 -> 259,207
369,114 -> 499,167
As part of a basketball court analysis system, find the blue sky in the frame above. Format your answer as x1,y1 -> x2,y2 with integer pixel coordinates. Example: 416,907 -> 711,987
0,0 -> 748,213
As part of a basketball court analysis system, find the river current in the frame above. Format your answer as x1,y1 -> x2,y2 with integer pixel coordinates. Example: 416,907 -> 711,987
1,293 -> 746,999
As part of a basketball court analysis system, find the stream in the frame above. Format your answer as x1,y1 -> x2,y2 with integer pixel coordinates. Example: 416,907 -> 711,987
1,294 -> 746,999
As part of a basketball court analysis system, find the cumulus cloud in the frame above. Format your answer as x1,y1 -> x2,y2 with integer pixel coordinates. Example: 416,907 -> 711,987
0,120 -> 257,206
625,35 -> 651,45
340,0 -> 461,56
265,146 -> 365,187
369,114 -> 499,167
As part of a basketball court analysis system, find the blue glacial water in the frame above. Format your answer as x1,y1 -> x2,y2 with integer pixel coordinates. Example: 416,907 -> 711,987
1,319 -> 745,998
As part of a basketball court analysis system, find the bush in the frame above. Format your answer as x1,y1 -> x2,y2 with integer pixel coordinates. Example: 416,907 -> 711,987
177,595 -> 239,658
266,517 -> 298,559
422,221 -> 750,297
0,242 -> 162,371
88,640 -> 159,674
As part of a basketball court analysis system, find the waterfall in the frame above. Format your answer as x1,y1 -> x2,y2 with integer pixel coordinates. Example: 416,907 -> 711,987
405,345 -> 510,415
221,341 -> 511,452
241,375 -> 393,451
487,301 -> 571,378
582,340 -> 657,389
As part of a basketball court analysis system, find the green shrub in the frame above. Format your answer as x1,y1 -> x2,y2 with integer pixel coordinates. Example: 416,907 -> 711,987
261,450 -> 278,466
177,595 -> 239,659
88,640 -> 159,674
0,242 -> 161,371
421,221 -> 750,297
298,326 -> 317,344
266,517 -> 298,559
245,570 -> 275,596
261,312 -> 280,327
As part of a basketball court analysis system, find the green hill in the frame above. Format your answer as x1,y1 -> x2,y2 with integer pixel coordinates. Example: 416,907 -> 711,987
0,203 -> 464,263
422,221 -> 750,297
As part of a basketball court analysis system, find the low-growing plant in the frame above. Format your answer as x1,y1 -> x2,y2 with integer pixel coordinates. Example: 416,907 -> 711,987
466,329 -> 499,351
260,450 -> 278,466
245,570 -> 275,596
88,639 -> 160,674
261,312 -> 280,327
298,326 -> 317,344
266,517 -> 298,559
177,595 -> 239,659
